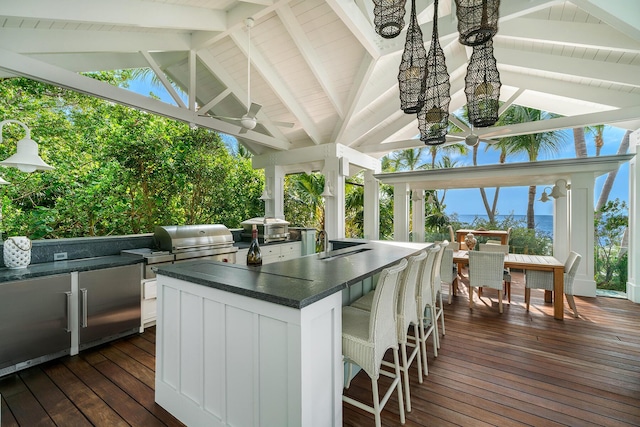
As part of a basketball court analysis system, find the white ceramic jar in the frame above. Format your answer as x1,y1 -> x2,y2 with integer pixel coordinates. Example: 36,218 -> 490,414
3,236 -> 32,269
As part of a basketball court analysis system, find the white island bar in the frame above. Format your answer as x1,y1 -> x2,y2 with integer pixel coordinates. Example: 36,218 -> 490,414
154,240 -> 429,427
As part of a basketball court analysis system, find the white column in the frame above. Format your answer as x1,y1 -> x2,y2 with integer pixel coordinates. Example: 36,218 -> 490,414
627,130 -> 639,303
264,165 -> 285,219
393,183 -> 410,242
363,170 -> 379,240
323,157 -> 345,240
553,186 -> 569,261
412,190 -> 425,242
568,172 -> 596,297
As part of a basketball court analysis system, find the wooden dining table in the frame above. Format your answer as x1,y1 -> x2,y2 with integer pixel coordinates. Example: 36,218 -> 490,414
453,250 -> 566,320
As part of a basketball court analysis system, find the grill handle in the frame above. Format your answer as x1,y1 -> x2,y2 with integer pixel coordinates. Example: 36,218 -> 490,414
173,243 -> 229,251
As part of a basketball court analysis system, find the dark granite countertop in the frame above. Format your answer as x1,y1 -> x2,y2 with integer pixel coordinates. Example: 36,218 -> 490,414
0,255 -> 143,283
155,239 -> 431,309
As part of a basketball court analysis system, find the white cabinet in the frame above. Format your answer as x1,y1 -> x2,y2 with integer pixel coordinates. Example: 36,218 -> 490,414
236,241 -> 301,265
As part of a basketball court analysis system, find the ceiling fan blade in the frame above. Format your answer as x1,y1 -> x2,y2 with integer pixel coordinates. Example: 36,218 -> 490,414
246,102 -> 262,118
270,120 -> 295,128
238,126 -> 249,134
209,115 -> 242,122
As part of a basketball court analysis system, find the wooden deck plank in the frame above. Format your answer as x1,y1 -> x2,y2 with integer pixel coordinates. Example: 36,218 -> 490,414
1,271 -> 639,427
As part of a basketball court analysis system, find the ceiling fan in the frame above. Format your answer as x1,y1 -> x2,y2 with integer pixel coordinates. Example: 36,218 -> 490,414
208,18 -> 294,134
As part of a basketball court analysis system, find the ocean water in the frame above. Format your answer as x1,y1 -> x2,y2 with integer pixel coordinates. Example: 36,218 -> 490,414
454,214 -> 553,236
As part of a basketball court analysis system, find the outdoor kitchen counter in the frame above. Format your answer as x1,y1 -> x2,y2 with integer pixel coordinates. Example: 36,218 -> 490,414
0,255 -> 142,283
154,239 -> 431,427
154,239 -> 429,309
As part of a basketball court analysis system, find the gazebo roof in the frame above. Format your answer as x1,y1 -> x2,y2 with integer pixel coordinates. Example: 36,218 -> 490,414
374,154 -> 635,189
0,1 -> 638,158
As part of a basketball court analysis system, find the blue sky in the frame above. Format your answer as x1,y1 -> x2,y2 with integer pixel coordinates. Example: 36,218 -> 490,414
128,76 -> 630,217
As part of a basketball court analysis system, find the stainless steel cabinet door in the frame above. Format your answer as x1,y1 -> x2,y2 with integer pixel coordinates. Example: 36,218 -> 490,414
78,264 -> 141,349
0,274 -> 72,370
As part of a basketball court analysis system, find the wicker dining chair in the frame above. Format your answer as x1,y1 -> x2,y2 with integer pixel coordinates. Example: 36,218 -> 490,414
525,251 -> 582,318
468,251 -> 506,313
478,243 -> 512,302
342,258 -> 408,427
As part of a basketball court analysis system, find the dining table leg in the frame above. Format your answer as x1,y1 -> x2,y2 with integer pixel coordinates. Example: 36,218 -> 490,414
552,265 -> 564,320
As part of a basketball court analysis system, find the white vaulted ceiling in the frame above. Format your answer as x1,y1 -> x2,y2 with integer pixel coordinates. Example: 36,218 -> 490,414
0,0 -> 639,159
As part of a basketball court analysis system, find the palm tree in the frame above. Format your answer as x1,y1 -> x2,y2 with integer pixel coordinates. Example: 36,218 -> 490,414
595,130 -> 631,213
389,148 -> 427,171
588,125 -> 606,157
494,106 -> 566,229
572,127 -> 588,158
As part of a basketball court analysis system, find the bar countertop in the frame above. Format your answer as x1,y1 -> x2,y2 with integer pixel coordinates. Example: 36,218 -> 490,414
155,239 -> 430,309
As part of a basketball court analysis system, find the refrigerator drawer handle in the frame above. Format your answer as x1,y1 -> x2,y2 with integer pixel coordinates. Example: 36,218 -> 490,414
65,291 -> 72,332
81,288 -> 88,328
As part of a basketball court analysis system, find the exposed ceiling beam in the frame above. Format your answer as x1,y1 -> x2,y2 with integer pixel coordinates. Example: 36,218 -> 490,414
276,5 -> 344,118
0,0 -> 227,32
196,50 -> 290,142
496,47 -> 640,88
140,51 -> 187,109
0,29 -> 191,54
229,25 -> 323,144
0,47 -> 290,151
571,0 -> 640,43
498,18 -> 640,53
325,0 -> 381,59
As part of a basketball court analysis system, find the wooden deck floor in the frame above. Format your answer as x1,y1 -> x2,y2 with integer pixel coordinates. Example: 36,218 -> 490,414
2,271 -> 639,426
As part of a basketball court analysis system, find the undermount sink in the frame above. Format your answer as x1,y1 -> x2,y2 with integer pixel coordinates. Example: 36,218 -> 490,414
318,248 -> 371,261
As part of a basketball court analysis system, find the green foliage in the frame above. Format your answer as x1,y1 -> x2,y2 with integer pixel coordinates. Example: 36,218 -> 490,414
594,199 -> 628,290
438,214 -> 552,255
0,76 -> 265,238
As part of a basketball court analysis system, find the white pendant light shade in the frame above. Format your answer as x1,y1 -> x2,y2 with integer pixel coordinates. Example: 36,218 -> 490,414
0,120 -> 54,173
0,136 -> 54,172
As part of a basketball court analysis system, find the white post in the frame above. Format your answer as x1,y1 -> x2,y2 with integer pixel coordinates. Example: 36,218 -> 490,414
553,185 -> 569,261
264,165 -> 285,219
323,157 -> 345,240
363,170 -> 379,240
393,183 -> 410,242
568,172 -> 596,297
627,130 -> 639,302
412,190 -> 425,242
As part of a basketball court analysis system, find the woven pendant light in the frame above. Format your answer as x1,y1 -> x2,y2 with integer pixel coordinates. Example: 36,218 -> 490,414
455,0 -> 500,46
373,0 -> 407,39
418,0 -> 450,146
398,0 -> 427,114
465,39 -> 501,127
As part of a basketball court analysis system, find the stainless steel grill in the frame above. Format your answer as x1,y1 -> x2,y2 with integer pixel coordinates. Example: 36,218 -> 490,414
122,224 -> 238,278
241,217 -> 290,243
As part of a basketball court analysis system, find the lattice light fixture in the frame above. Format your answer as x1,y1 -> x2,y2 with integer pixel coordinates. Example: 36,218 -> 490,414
455,0 -> 500,46
465,39 -> 501,127
398,0 -> 427,114
373,0 -> 407,39
418,0 -> 450,145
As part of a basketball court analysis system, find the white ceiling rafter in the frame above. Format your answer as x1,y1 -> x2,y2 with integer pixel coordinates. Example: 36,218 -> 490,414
0,47 -> 289,150
0,0 -> 638,160
0,0 -> 227,31
196,49 -> 290,142
229,23 -> 323,145
276,5 -> 344,118
571,0 -> 640,42
140,51 -> 187,110
333,56 -> 377,145
498,18 -> 640,53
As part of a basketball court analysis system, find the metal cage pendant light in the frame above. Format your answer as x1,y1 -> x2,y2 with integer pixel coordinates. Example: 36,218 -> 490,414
418,0 -> 450,145
465,39 -> 501,127
398,0 -> 427,114
373,0 -> 407,39
454,0 -> 500,46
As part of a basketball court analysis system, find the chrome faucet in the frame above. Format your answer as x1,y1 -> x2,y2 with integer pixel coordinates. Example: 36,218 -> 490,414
317,229 -> 329,253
